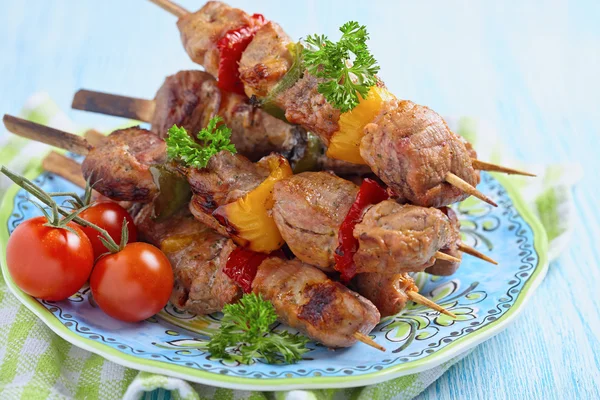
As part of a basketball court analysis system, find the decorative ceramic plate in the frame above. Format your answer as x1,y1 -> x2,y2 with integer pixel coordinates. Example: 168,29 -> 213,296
0,164 -> 548,390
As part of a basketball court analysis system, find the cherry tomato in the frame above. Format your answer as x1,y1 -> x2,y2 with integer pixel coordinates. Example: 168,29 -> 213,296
79,202 -> 137,259
6,216 -> 94,301
90,242 -> 173,322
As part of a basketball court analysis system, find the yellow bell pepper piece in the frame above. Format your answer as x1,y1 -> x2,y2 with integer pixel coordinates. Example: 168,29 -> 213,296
213,155 -> 293,253
326,86 -> 395,164
160,232 -> 209,254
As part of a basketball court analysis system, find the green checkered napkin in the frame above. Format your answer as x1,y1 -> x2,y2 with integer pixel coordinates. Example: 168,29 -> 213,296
0,94 -> 579,399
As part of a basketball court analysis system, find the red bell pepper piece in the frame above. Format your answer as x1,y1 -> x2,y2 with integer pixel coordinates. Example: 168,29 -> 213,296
223,247 -> 268,293
223,247 -> 285,293
216,14 -> 265,96
334,178 -> 389,282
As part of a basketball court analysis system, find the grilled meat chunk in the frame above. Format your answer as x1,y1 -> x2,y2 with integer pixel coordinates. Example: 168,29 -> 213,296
177,1 -> 255,76
354,201 -> 456,274
82,127 -> 166,202
253,257 -> 380,348
152,70 -> 219,138
361,100 -> 480,207
152,70 -> 307,161
353,273 -> 418,318
272,172 -> 358,271
189,195 -> 230,237
426,207 -> 462,276
239,21 -> 293,98
186,150 -> 268,209
276,73 -> 341,144
134,205 -> 242,315
218,88 -> 306,161
185,150 -> 270,235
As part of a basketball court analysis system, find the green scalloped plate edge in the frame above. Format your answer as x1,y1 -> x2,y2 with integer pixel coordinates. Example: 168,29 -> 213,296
0,166 -> 549,391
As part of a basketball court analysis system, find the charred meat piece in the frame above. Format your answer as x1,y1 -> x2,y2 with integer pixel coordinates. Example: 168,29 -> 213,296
272,171 -> 358,271
82,127 -> 166,202
253,257 -> 380,348
152,70 -> 220,139
189,194 -> 230,237
186,150 -> 268,209
239,21 -> 293,98
361,100 -> 480,207
134,204 -> 242,315
426,207 -> 462,276
276,73 -> 341,144
185,150 -> 270,234
219,87 -> 306,161
354,201 -> 456,274
152,70 -> 307,162
177,1 -> 255,77
353,273 -> 418,318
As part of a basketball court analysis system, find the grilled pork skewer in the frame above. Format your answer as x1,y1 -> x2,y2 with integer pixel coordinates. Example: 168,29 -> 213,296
38,149 -> 460,318
36,153 -> 383,351
137,204 -> 383,350
80,120 -> 498,268
3,115 -> 492,270
72,72 -> 371,177
148,0 -> 534,208
272,171 -> 495,273
40,151 -> 456,321
73,71 -> 305,163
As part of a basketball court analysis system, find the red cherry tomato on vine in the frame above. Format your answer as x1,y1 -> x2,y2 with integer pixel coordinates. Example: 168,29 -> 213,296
90,242 -> 173,322
6,216 -> 94,301
79,202 -> 137,259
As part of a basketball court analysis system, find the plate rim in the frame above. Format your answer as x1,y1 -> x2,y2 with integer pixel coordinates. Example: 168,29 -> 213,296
0,165 -> 549,391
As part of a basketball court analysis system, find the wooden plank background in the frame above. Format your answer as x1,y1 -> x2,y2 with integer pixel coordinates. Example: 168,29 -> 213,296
0,0 -> 598,398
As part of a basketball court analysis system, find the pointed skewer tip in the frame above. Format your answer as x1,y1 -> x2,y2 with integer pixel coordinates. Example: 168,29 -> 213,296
472,159 -> 536,177
445,172 -> 498,207
353,332 -> 386,352
407,291 -> 457,319
434,251 -> 461,264
148,0 -> 189,18
457,243 -> 498,265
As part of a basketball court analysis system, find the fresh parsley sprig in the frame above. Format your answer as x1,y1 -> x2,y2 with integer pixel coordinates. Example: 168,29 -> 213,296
207,293 -> 310,365
303,21 -> 380,112
166,116 -> 236,169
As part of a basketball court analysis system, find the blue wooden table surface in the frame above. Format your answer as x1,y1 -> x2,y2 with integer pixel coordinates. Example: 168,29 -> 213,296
1,0 -> 599,398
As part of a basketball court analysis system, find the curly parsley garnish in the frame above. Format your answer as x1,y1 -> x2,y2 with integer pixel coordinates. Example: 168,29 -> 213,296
207,293 -> 310,364
303,21 -> 380,113
166,116 -> 236,169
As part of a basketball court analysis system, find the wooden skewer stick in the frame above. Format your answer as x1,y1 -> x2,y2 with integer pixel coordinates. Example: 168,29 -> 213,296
83,129 -> 107,148
472,159 -> 536,177
434,251 -> 461,264
353,332 -> 386,352
148,0 -> 189,18
407,291 -> 457,318
72,90 -> 156,123
3,115 -> 91,155
457,243 -> 498,265
445,172 -> 497,207
42,151 -> 86,188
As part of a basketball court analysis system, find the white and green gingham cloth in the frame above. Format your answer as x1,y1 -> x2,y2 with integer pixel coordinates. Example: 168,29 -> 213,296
0,93 -> 580,400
